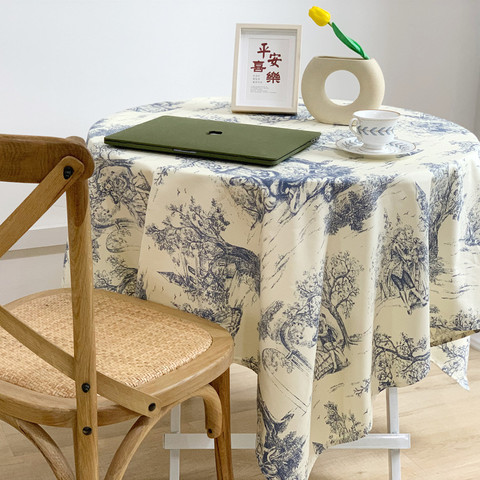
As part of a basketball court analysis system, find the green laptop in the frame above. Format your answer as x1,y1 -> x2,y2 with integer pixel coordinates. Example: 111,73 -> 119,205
104,115 -> 320,166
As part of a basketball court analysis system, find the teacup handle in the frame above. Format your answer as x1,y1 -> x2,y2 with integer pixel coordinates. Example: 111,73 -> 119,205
349,117 -> 362,141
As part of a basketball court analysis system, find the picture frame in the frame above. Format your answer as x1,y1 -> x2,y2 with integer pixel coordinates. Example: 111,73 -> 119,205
231,24 -> 302,114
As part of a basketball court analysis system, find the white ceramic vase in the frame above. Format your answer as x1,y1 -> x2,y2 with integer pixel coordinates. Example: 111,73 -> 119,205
301,56 -> 385,125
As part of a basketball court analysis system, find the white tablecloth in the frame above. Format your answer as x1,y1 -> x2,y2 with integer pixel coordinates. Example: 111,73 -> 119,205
85,98 -> 480,479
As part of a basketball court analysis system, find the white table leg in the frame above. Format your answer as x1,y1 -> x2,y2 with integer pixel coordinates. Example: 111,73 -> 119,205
168,404 -> 181,480
164,387 -> 409,479
387,387 -> 402,480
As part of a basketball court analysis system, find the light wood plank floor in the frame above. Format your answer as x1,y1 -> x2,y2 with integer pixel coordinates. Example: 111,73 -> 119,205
1,349 -> 479,479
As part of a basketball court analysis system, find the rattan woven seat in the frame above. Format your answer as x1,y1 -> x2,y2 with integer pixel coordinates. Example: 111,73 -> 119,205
2,290 -> 213,398
0,134 -> 234,480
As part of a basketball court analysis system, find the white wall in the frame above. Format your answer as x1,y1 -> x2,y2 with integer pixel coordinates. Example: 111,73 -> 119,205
1,0 -> 479,138
1,0 -> 480,300
0,247 -> 66,304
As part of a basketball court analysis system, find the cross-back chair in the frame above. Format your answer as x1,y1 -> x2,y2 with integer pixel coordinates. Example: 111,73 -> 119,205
0,134 -> 234,479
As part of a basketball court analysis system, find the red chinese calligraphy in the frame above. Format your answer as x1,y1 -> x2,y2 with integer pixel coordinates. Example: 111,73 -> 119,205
268,53 -> 282,68
251,61 -> 266,72
257,43 -> 271,58
250,42 -> 282,84
266,71 -> 281,83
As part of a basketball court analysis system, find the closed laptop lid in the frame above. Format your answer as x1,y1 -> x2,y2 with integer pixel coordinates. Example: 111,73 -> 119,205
104,115 -> 320,166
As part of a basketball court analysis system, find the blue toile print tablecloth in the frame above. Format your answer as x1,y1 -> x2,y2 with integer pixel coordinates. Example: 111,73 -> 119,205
84,98 -> 480,479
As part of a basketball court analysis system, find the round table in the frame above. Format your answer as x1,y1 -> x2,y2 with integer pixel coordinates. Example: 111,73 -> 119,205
86,98 -> 480,480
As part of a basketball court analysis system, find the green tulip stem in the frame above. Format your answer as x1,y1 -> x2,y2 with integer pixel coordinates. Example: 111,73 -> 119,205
328,22 -> 370,60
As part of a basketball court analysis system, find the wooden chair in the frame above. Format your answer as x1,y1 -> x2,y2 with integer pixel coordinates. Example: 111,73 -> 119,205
0,134 -> 234,479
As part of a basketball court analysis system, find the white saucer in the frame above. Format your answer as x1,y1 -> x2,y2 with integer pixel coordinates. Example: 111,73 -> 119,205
336,137 -> 416,157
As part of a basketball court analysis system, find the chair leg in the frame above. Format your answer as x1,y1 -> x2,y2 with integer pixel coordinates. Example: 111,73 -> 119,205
210,368 -> 234,480
0,413 -> 74,480
105,412 -> 166,480
73,421 -> 99,480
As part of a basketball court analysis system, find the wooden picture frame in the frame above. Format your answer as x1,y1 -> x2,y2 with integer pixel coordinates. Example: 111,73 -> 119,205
231,24 -> 302,114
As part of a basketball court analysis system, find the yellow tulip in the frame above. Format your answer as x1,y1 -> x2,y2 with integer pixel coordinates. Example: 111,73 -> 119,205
308,6 -> 369,59
309,6 -> 331,27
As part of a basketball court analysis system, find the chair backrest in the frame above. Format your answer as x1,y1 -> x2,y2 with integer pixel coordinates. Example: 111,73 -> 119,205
0,134 -> 169,417
0,133 -> 100,474
0,135 -> 94,255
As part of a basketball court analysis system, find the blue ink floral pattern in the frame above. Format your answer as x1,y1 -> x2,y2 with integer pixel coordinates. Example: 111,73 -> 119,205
85,98 -> 480,480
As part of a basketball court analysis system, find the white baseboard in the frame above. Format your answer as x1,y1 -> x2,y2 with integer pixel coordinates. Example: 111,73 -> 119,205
12,225 -> 67,250
1,193 -> 67,304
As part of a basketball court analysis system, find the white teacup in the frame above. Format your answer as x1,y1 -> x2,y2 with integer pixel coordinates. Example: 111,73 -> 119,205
349,110 -> 400,152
